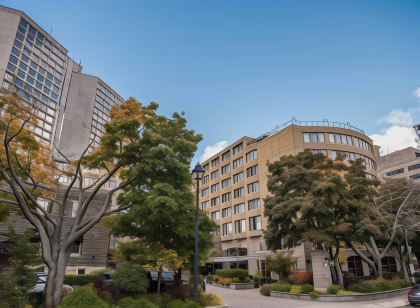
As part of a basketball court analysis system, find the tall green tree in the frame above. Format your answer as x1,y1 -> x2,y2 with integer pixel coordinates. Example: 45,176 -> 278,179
266,252 -> 294,280
264,150 -> 379,287
0,89 -> 205,307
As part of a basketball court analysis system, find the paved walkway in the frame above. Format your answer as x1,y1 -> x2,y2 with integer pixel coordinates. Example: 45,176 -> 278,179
207,284 -> 410,308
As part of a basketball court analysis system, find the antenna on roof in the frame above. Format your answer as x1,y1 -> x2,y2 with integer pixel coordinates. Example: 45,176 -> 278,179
50,27 -> 53,35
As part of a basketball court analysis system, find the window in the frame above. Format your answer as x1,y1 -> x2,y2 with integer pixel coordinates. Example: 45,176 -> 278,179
248,199 -> 261,211
347,256 -> 364,277
247,182 -> 259,194
354,137 -> 372,152
233,172 -> 244,183
234,187 -> 244,199
211,211 -> 220,221
77,268 -> 86,275
311,149 -> 327,156
221,164 -> 230,175
70,237 -> 83,254
222,222 -> 233,235
232,143 -> 243,155
201,201 -> 209,209
222,150 -> 231,161
386,168 -> 404,177
410,173 -> 420,180
221,178 -> 231,189
203,164 -> 209,171
201,188 -> 209,197
37,198 -> 49,211
65,201 -> 78,218
234,203 -> 245,215
382,257 -> 397,273
232,157 -> 243,169
211,170 -> 220,180
246,165 -> 258,177
303,132 -> 324,143
211,184 -> 219,193
211,157 -> 220,167
246,150 -> 257,162
222,192 -> 231,203
408,163 -> 420,171
201,175 -> 209,185
249,216 -> 261,231
211,197 -> 220,206
235,219 -> 246,233
222,207 -> 232,218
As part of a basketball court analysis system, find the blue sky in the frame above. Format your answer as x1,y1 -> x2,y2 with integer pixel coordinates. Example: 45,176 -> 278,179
3,0 -> 420,161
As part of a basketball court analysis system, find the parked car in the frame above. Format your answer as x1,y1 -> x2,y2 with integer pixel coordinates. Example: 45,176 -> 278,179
408,284 -> 420,306
28,273 -> 73,304
94,272 -> 113,288
147,271 -> 174,292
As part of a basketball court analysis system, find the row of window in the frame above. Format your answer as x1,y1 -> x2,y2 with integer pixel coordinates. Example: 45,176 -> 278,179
204,164 -> 259,184
203,199 -> 261,213
303,132 -> 373,153
203,181 -> 260,201
204,147 -> 256,170
311,149 -> 376,170
385,163 -> 420,177
220,216 -> 262,235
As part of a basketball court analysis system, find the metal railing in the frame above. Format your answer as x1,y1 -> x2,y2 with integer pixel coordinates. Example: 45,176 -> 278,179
258,117 -> 365,140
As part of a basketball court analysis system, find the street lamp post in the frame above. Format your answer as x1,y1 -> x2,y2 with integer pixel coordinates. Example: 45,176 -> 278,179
191,163 -> 205,301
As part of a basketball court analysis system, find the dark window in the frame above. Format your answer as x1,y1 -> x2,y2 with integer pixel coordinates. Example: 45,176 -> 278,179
77,268 -> 85,275
408,163 -> 420,171
382,257 -> 397,273
386,168 -> 404,177
347,256 -> 364,277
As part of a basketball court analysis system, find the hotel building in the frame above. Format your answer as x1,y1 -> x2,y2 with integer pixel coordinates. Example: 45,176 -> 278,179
199,119 -> 378,277
0,5 -> 123,274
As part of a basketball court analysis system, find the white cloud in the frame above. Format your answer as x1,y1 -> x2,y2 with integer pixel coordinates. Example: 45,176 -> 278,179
378,109 -> 413,127
370,125 -> 417,154
413,87 -> 420,101
200,140 -> 228,162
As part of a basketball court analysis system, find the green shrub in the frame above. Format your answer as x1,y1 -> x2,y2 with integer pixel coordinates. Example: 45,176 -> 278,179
212,275 -> 220,282
118,296 -> 158,308
309,291 -> 321,298
270,283 -> 291,292
59,285 -> 108,308
199,292 -> 223,307
383,272 -> 403,280
167,299 -> 187,308
290,285 -> 301,294
260,286 -> 271,296
218,277 -> 233,285
394,278 -> 411,288
336,290 -> 358,295
113,265 -> 149,294
215,269 -> 248,279
288,272 -> 313,285
243,277 -> 251,283
206,275 -> 213,282
63,274 -> 96,286
232,277 -> 241,283
348,281 -> 377,293
327,284 -> 342,294
300,284 -> 314,294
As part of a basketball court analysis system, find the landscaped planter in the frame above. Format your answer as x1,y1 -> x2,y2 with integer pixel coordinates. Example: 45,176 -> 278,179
210,282 -> 258,290
270,287 -> 411,302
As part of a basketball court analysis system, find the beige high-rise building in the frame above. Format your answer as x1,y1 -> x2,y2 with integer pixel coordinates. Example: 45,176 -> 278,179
199,119 -> 378,276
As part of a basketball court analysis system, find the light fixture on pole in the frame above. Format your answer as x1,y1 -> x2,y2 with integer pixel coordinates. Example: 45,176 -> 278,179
191,163 -> 205,301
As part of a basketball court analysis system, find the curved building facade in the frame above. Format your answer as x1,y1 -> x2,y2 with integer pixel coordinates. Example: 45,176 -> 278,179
199,119 -> 378,276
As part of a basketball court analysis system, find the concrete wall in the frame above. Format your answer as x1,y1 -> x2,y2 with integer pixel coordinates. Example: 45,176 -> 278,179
57,73 -> 98,160
311,250 -> 332,291
0,10 -> 19,83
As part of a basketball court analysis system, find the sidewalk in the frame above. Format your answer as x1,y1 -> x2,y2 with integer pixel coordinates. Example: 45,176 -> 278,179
206,284 -> 410,308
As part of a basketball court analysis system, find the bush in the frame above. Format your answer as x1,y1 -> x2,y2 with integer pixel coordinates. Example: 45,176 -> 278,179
270,283 -> 291,292
327,284 -> 342,294
113,265 -> 149,294
393,278 -> 411,288
219,278 -> 233,285
336,290 -> 358,295
167,299 -> 200,308
383,272 -> 403,280
243,277 -> 251,283
63,274 -> 96,286
215,269 -> 248,279
232,277 -> 241,283
212,275 -> 220,282
288,272 -> 313,285
59,285 -> 108,308
199,292 -> 223,307
206,275 -> 213,282
348,281 -> 377,293
301,284 -> 314,294
347,277 -> 403,293
309,291 -> 321,298
290,285 -> 301,294
117,296 -> 158,308
260,286 -> 271,296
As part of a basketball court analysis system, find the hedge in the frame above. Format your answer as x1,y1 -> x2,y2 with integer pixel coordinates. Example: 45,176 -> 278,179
64,274 -> 96,286
215,269 -> 248,279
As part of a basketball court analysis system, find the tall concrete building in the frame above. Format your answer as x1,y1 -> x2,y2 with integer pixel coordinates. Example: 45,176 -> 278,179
199,119 -> 378,277
0,5 -> 124,274
0,5 -> 124,160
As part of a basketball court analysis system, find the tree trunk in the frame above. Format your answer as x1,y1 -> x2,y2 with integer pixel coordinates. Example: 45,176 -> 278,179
334,257 -> 344,288
43,266 -> 57,308
43,250 -> 70,308
157,270 -> 162,294
346,241 -> 378,276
